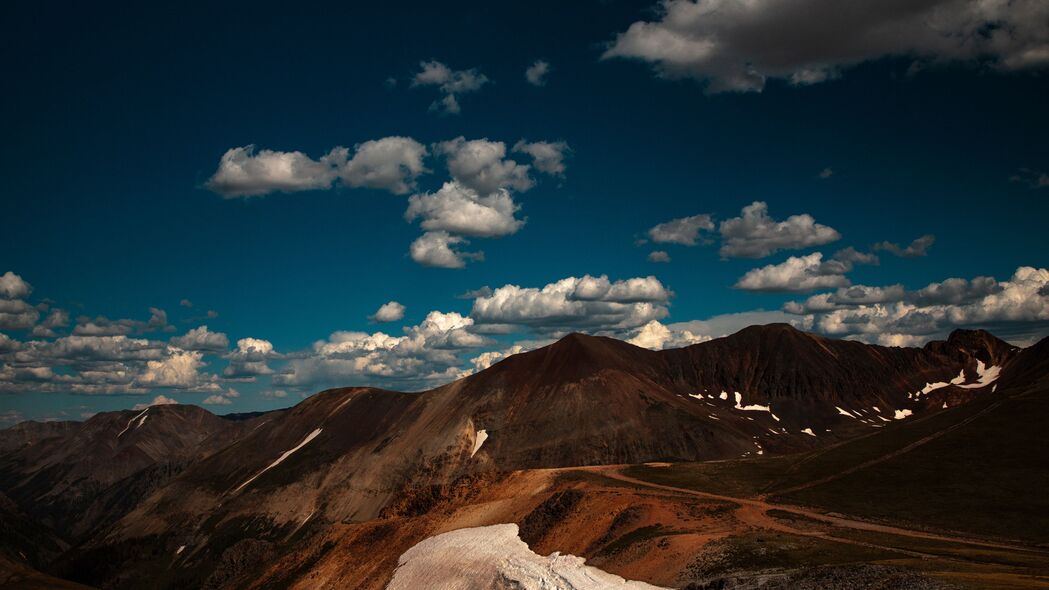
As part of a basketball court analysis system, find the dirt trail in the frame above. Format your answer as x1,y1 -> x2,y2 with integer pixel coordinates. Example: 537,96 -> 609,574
585,466 -> 1049,558
769,399 -> 1005,497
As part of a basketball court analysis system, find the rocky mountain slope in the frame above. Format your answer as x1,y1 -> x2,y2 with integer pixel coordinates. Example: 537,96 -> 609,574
0,324 -> 1035,589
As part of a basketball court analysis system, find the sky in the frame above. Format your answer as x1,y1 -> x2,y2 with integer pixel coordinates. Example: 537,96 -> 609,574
2,0 -> 1048,425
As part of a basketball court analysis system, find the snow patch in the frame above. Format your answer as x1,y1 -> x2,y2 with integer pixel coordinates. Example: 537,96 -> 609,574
894,409 -> 913,420
801,428 -> 816,437
117,408 -> 149,438
719,391 -> 729,400
835,406 -> 857,418
135,414 -> 148,429
386,524 -> 667,590
176,545 -> 185,555
470,429 -> 488,458
232,428 -> 323,494
688,393 -> 703,400
957,361 -> 1001,389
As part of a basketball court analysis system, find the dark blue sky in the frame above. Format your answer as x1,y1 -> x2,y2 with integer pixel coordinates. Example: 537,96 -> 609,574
2,0 -> 1048,424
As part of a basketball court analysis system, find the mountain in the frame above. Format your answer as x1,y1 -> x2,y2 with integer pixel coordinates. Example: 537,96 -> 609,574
0,324 -> 1037,589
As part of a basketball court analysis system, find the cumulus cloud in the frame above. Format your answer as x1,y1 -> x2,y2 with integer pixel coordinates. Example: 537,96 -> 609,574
133,395 -> 178,410
627,319 -> 711,349
667,310 -> 810,341
0,272 -> 32,299
647,214 -> 715,246
72,308 -> 172,336
513,140 -> 570,176
603,0 -> 1049,93
832,246 -> 880,266
275,311 -> 487,389
206,137 -> 428,198
406,182 -> 525,238
138,350 -> 210,389
735,252 -> 852,292
170,325 -> 229,352
819,167 -> 834,179
873,234 -> 936,258
409,231 -> 483,269
370,301 -> 406,323
525,60 -> 551,86
784,266 -> 1049,345
435,137 -> 534,195
648,251 -> 672,263
223,337 -> 277,378
0,298 -> 40,331
720,201 -> 841,258
470,275 -> 672,333
412,60 -> 489,114
202,387 -> 239,406
1011,167 -> 1049,189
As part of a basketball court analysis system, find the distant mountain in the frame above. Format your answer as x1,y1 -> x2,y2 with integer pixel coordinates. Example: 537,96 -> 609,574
0,324 -> 1035,589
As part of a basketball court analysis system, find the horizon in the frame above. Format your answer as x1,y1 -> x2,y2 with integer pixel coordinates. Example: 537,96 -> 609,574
3,0 -> 1048,426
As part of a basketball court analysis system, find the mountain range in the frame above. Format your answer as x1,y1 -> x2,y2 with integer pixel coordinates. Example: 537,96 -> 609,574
0,324 -> 1045,589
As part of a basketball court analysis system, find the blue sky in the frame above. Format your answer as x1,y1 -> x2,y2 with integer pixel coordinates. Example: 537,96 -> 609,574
2,0 -> 1048,424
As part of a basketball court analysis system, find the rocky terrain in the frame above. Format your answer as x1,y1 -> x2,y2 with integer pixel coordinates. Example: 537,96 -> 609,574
0,324 -> 1045,589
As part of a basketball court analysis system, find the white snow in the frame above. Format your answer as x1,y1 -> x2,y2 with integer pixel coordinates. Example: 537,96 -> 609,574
470,429 -> 488,458
942,402 -> 948,409
176,545 -> 185,555
232,428 -> 323,494
117,408 -> 149,438
873,406 -> 881,412
894,409 -> 913,420
835,406 -> 857,418
719,391 -> 729,400
992,384 -> 998,393
731,394 -> 779,420
876,415 -> 891,422
135,414 -> 148,429
801,428 -> 816,437
386,524 -> 667,590
733,391 -> 742,405
957,361 -> 1001,389
688,393 -> 703,400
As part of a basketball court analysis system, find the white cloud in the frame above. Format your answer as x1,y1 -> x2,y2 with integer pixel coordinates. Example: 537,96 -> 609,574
1011,167 -> 1049,189
512,140 -> 570,176
470,275 -> 672,333
648,250 -> 671,263
667,310 -> 809,340
202,393 -> 232,405
735,252 -> 851,292
436,137 -> 533,195
819,167 -> 834,179
137,350 -> 212,389
205,145 -> 339,198
785,266 -> 1049,345
370,301 -> 406,323
406,182 -> 524,238
0,299 -> 40,330
412,61 -> 489,114
330,136 -> 429,194
648,214 -> 715,246
719,201 -> 841,258
409,231 -> 482,269
525,60 -> 551,86
873,234 -> 936,258
72,308 -> 172,336
206,137 -> 428,198
170,325 -> 229,352
133,394 -> 178,411
0,272 -> 32,299
603,0 -> 1049,93
223,337 -> 277,378
627,319 -> 711,350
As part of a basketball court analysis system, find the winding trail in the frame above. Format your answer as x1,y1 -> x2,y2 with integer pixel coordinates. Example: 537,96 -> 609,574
584,465 -> 1049,558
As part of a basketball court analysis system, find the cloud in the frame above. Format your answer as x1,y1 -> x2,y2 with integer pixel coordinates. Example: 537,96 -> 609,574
206,137 -> 428,198
329,136 -> 429,194
719,201 -> 841,258
603,0 -> 1049,93
370,301 -> 406,323
648,250 -> 671,263
819,167 -> 834,179
525,60 -> 551,86
470,275 -> 672,333
873,234 -> 936,258
275,311 -> 487,389
406,182 -> 524,238
832,246 -> 880,266
412,60 -> 489,114
133,395 -> 178,411
627,319 -> 711,350
202,387 -> 239,406
223,337 -> 277,378
0,272 -> 32,299
513,140 -> 570,176
0,298 -> 40,330
735,252 -> 852,292
409,231 -> 482,269
205,145 -> 339,197
435,137 -> 534,195
1010,167 -> 1049,188
179,298 -> 193,308
667,310 -> 809,340
138,350 -> 211,389
72,308 -> 172,336
647,214 -> 715,246
170,325 -> 229,352
783,266 -> 1049,345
